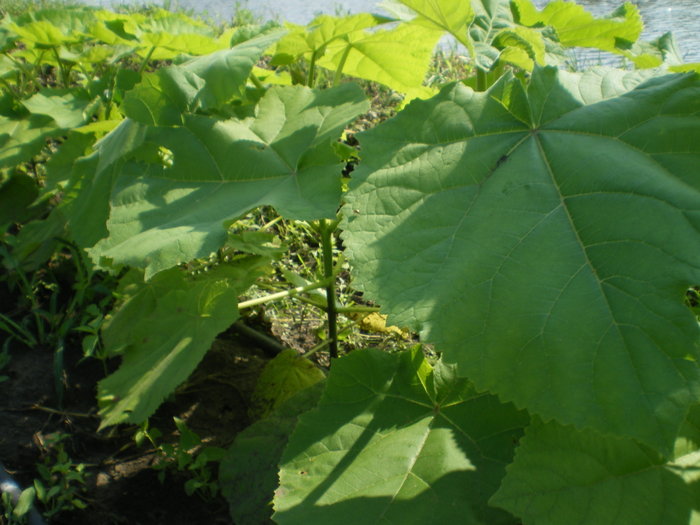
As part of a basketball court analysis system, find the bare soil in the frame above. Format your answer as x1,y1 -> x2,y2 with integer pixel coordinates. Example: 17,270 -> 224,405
0,330 -> 270,524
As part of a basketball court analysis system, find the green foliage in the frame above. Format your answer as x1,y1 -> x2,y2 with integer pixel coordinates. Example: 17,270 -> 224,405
33,433 -> 89,518
274,348 -> 528,524
220,381 -> 325,525
143,417 -> 226,500
2,1 -> 699,524
341,66 -> 700,454
249,348 -> 325,419
492,418 -> 700,525
88,82 -> 368,277
98,259 -> 268,427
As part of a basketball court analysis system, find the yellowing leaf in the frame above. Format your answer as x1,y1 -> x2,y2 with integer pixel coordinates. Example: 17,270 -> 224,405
360,312 -> 410,339
250,349 -> 325,419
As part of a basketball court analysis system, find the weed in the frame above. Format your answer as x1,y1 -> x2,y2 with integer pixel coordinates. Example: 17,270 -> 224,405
32,433 -> 88,519
136,418 -> 226,501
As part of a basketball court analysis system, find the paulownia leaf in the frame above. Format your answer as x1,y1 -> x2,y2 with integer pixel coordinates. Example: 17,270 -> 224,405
341,66 -> 700,454
22,89 -> 100,129
65,118 -> 148,249
249,349 -> 325,419
181,30 -> 286,110
121,67 -> 205,126
467,0 -> 547,72
97,259 -> 267,428
90,84 -> 368,278
98,8 -> 221,60
0,114 -> 57,169
220,382 -> 325,525
273,13 -> 390,64
273,347 -> 528,524
317,21 -> 442,97
397,0 -> 474,51
491,419 -> 700,525
0,90 -> 99,169
12,7 -> 97,42
512,0 -> 643,53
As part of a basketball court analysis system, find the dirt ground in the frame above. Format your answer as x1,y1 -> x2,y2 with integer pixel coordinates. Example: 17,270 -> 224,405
0,328 -> 271,524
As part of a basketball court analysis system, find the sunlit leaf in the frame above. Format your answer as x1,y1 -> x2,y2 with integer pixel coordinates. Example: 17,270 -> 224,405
512,0 -> 643,53
98,260 -> 268,428
398,0 -> 474,50
341,67 -> 700,454
22,89 -> 100,129
274,348 -> 528,524
90,84 -> 368,278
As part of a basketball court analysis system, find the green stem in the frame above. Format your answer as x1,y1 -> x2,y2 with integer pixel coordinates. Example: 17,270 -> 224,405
231,321 -> 284,356
307,49 -> 318,87
476,68 -> 487,92
237,277 -> 333,310
332,44 -> 352,87
104,68 -> 118,119
50,46 -> 69,88
249,71 -> 265,90
319,219 -> 339,359
138,46 -> 156,74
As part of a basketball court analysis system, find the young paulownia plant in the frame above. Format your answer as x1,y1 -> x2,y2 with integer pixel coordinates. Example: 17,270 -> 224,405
4,1 -> 699,523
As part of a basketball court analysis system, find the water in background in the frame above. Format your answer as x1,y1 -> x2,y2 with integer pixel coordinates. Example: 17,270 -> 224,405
83,0 -> 700,63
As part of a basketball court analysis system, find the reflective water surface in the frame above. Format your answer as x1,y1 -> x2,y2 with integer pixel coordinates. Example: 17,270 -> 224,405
84,0 -> 699,62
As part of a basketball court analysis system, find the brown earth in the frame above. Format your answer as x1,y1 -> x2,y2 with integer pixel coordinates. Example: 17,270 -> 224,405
0,329 -> 271,525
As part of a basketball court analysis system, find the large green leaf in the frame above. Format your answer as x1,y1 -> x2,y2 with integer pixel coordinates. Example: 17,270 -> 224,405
341,67 -> 700,454
273,348 -> 528,524
397,0 -> 474,50
22,89 -> 100,128
491,419 -> 700,525
0,90 -> 99,170
0,114 -> 57,169
179,29 -> 286,111
90,84 -> 368,278
64,119 -> 148,249
97,259 -> 267,428
220,382 -> 325,525
317,21 -> 442,97
512,0 -> 643,53
274,13 -> 440,96
274,13 -> 391,64
90,8 -> 222,60
121,67 -> 205,126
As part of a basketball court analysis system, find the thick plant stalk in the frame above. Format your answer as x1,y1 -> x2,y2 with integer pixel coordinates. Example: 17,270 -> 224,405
319,219 -> 339,359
